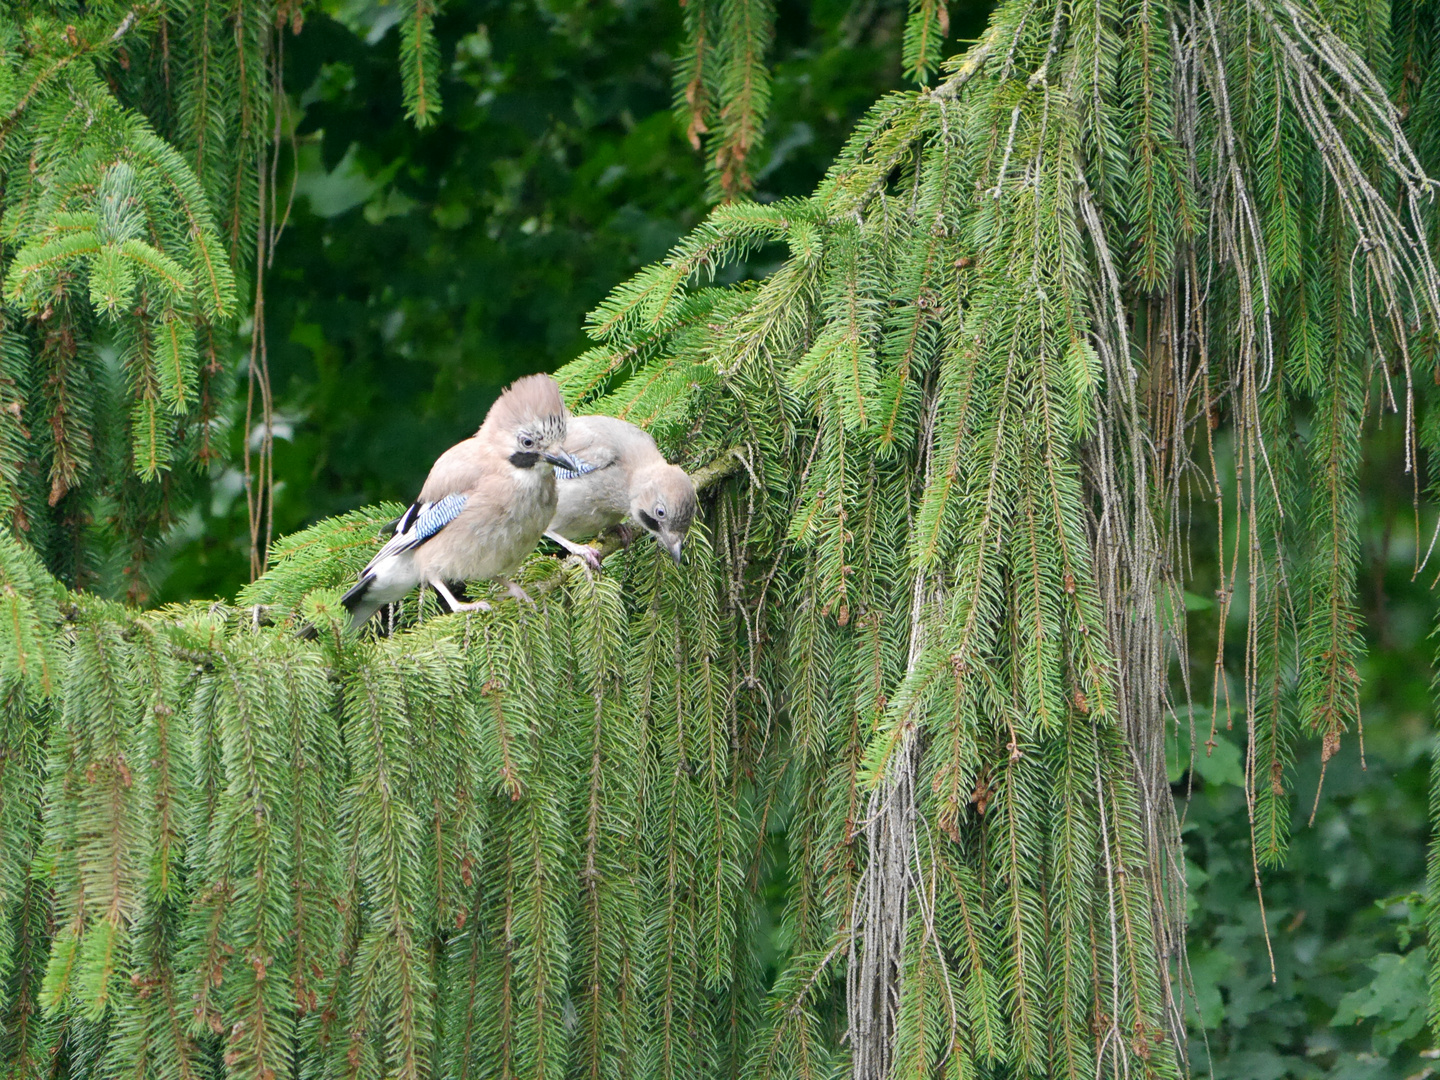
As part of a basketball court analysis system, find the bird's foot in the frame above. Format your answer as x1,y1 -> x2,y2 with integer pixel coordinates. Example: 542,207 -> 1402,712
609,523 -> 638,549
545,530 -> 604,572
505,581 -> 534,605
432,579 -> 490,614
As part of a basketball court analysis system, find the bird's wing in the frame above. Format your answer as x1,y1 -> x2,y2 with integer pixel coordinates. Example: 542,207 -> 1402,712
558,420 -> 619,480
364,492 -> 468,569
555,458 -> 605,481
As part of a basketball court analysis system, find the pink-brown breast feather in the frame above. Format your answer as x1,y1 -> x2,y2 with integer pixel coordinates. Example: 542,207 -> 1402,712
412,447 -> 558,584
418,437 -> 494,503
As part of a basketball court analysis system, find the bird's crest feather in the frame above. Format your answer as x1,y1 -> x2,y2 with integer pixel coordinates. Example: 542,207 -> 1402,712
482,374 -> 568,439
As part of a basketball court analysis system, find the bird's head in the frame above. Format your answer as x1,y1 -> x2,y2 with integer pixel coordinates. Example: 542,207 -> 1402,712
482,373 -> 583,474
631,463 -> 697,565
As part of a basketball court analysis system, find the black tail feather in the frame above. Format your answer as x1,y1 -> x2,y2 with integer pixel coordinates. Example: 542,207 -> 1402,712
341,573 -> 374,611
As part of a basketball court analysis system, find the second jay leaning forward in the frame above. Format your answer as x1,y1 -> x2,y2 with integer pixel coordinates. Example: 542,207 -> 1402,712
545,414 -> 697,568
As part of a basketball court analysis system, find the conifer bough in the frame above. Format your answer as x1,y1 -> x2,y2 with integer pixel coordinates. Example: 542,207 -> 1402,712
4,0 -> 1440,1078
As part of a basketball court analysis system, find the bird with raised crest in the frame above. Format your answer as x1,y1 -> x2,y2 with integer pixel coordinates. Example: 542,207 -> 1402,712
339,373 -> 582,631
544,414 -> 697,569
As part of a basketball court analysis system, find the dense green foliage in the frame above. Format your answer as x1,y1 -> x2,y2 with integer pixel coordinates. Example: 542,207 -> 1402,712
0,1 -> 254,597
1179,434 -> 1436,1078
4,0 -> 1440,1078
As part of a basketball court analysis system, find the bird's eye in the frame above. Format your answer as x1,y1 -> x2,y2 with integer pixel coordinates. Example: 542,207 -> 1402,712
521,435 -> 535,449
654,506 -> 666,519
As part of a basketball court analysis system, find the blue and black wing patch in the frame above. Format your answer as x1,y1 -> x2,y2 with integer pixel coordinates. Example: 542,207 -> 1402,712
347,493 -> 467,612
370,492 -> 468,564
357,489 -> 469,584
555,459 -> 600,482
407,493 -> 468,545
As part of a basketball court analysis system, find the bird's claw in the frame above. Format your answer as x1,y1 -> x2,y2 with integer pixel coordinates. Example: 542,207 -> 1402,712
579,546 -> 603,572
506,581 -> 534,605
450,600 -> 491,613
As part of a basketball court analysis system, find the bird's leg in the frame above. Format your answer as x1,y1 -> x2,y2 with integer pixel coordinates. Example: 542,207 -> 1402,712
427,581 -> 467,615
432,578 -> 490,613
545,530 -> 602,571
502,579 -> 534,605
603,522 -> 638,549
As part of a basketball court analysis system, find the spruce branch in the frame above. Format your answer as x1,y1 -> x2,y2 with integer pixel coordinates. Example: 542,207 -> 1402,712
928,34 -> 996,100
4,0 -> 1440,1076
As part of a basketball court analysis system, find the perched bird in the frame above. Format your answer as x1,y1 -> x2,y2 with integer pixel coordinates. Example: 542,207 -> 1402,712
544,414 -> 697,568
340,373 -> 582,631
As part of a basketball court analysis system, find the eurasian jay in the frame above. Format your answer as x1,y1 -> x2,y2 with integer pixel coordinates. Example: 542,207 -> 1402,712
544,414 -> 697,568
340,373 -> 582,630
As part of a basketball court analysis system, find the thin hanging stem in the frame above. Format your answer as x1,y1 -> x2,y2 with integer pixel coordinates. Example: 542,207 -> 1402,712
245,17 -> 294,580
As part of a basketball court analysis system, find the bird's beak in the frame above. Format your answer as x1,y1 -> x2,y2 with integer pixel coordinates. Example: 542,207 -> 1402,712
543,449 -> 583,472
663,534 -> 684,566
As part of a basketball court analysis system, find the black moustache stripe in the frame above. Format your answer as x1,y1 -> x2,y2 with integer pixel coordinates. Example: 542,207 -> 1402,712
510,451 -> 540,468
637,510 -> 660,532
